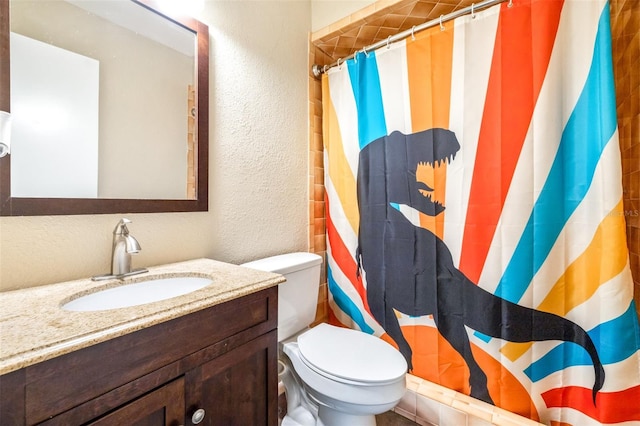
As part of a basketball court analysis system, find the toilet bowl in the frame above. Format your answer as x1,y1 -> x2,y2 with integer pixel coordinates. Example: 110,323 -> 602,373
242,253 -> 407,426
283,323 -> 407,425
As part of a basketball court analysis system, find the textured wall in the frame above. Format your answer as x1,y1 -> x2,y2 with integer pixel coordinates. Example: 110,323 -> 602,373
0,1 -> 311,291
311,0 -> 373,31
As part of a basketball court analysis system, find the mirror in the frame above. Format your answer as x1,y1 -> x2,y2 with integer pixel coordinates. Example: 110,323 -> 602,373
0,0 -> 209,215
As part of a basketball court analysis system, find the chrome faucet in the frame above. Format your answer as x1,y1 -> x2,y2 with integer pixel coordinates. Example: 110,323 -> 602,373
92,218 -> 148,281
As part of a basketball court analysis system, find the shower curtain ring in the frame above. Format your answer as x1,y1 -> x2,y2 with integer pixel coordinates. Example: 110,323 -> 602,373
337,58 -> 342,68
362,46 -> 369,57
508,0 -> 513,7
439,15 -> 445,31
411,26 -> 416,40
386,35 -> 392,49
323,65 -> 328,73
471,3 -> 476,18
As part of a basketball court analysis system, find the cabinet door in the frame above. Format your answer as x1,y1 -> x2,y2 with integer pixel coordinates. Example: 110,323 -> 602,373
89,378 -> 185,426
185,331 -> 278,426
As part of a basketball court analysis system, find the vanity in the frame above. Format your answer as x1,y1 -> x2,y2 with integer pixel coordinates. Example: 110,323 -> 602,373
0,259 -> 285,425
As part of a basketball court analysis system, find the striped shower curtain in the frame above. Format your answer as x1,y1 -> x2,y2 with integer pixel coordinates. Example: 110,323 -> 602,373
322,0 -> 640,424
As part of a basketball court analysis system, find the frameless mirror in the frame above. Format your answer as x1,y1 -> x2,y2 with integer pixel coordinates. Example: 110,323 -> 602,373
0,0 -> 209,215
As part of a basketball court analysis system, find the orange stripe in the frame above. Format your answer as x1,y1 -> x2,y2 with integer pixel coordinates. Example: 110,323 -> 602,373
407,23 -> 454,132
407,23 -> 454,238
328,307 -> 348,328
381,325 -> 540,421
542,384 -> 640,423
459,0 -> 564,283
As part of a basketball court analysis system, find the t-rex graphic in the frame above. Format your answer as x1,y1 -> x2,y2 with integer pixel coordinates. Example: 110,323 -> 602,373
355,129 -> 605,405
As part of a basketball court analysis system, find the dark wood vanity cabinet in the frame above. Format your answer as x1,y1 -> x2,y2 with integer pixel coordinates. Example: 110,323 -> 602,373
89,378 -> 185,426
0,287 -> 279,426
185,332 -> 276,426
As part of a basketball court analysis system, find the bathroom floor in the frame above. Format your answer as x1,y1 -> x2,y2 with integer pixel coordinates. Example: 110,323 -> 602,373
376,410 -> 418,425
278,392 -> 417,425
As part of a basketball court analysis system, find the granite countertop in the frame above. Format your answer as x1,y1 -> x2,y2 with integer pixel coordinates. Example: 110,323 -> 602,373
0,258 -> 284,375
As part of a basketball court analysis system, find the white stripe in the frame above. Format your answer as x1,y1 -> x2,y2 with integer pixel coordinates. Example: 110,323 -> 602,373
327,65 -> 360,177
528,132 -> 625,314
444,7 -> 500,266
600,351 -> 640,392
375,39 -> 412,134
394,203 -> 422,227
564,264 -> 634,330
512,131 -> 627,312
397,315 -> 436,328
478,0 -> 607,294
531,364 -> 603,402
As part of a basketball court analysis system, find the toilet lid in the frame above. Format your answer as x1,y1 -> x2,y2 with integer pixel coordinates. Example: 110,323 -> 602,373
297,323 -> 407,384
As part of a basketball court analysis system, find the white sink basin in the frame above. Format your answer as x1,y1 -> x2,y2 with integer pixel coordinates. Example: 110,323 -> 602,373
62,277 -> 212,312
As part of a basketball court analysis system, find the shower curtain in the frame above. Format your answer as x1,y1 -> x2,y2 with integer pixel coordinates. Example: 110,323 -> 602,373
322,0 -> 640,424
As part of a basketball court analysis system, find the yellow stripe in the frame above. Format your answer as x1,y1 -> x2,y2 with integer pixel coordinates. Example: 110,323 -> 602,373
322,75 -> 359,233
500,199 -> 629,361
407,24 -> 454,239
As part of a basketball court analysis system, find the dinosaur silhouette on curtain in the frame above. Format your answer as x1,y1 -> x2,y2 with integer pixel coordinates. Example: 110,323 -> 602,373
355,129 -> 604,405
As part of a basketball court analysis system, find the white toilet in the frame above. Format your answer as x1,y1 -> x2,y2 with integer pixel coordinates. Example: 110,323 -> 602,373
242,252 -> 407,426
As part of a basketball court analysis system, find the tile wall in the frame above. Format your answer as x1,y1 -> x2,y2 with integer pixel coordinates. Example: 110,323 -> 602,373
397,375 -> 545,426
611,0 -> 640,317
308,39 -> 332,325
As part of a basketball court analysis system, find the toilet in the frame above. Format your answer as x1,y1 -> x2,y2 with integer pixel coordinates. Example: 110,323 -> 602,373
242,252 -> 407,426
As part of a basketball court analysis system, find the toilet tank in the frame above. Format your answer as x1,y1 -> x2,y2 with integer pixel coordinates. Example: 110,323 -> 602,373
242,252 -> 322,342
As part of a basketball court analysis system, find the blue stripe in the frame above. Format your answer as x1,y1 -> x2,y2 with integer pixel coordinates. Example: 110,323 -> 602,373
327,264 -> 375,334
524,302 -> 640,382
347,51 -> 387,149
493,5 -> 617,304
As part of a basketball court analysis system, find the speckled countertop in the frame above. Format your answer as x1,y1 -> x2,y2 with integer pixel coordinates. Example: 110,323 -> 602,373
0,258 -> 284,375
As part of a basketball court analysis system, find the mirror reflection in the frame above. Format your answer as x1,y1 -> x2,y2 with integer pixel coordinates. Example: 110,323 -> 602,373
9,0 -> 197,200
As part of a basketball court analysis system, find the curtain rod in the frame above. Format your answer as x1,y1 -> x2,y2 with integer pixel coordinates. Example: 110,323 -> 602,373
312,0 -> 508,78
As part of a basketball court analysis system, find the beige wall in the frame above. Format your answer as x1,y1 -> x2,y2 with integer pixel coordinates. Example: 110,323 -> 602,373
0,0 -> 311,291
311,0 -> 374,31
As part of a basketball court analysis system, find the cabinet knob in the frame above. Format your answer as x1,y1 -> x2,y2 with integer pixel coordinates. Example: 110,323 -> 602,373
191,408 -> 206,424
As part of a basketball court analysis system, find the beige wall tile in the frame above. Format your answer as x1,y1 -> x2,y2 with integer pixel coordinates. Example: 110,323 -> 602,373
416,394 -> 442,425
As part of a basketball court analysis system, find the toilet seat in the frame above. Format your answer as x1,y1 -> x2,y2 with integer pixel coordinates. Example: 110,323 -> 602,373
296,323 -> 407,386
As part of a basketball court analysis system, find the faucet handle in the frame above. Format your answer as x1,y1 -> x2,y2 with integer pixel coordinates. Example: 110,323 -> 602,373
113,218 -> 133,235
